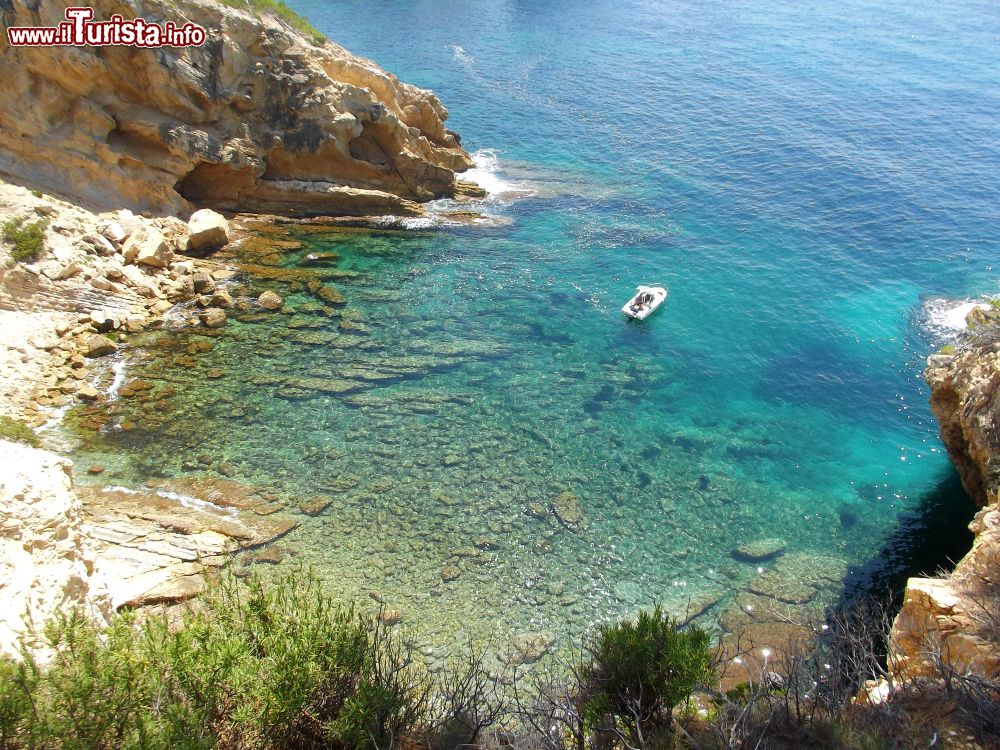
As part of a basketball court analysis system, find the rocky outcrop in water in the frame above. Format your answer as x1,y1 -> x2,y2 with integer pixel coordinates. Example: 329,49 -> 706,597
0,0 -> 478,217
888,306 -> 1000,682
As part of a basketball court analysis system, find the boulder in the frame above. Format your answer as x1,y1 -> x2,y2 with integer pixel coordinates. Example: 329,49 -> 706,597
89,309 -> 118,333
199,308 -> 227,328
99,221 -> 126,244
122,226 -> 172,268
55,263 -> 84,280
257,290 -> 283,310
90,234 -> 117,256
77,384 -> 100,401
191,272 -> 216,294
186,209 -> 229,252
83,334 -> 117,358
210,290 -> 234,308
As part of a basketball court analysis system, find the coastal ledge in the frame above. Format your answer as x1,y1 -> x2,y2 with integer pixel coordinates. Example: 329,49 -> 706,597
884,306 -> 1000,687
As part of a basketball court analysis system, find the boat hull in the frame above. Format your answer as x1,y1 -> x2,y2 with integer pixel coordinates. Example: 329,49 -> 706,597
622,285 -> 668,320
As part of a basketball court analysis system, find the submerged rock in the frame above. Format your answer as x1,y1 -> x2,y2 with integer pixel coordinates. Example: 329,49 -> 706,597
613,579 -> 643,604
552,491 -> 585,531
379,609 -> 403,626
504,631 -> 555,665
255,547 -> 284,564
732,538 -> 787,563
299,495 -> 332,516
257,290 -> 284,310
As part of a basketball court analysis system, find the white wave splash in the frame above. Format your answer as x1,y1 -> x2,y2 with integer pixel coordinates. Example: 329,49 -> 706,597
371,215 -> 439,230
102,485 -> 239,515
154,489 -> 239,515
160,297 -> 201,330
923,298 -> 991,337
462,149 -> 537,202
107,357 -> 127,400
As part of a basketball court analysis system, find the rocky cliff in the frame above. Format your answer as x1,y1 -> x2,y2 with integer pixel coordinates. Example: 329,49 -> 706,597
0,0 -> 478,217
888,306 -> 1000,682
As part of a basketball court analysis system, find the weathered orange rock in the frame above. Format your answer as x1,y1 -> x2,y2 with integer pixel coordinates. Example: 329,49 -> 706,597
0,0 -> 474,218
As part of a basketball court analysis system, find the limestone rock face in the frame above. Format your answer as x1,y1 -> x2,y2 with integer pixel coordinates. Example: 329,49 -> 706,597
887,323 -> 1000,683
0,440 -> 107,658
187,209 -> 230,252
79,479 -> 299,609
0,0 -> 474,217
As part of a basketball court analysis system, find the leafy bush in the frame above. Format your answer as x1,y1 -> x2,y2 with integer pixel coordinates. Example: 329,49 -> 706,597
218,0 -> 325,43
581,606 -> 712,744
2,217 -> 47,264
0,415 -> 40,448
0,570 -> 432,750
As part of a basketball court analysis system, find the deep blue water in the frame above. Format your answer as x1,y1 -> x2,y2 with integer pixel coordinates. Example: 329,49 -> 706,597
287,0 -> 999,529
70,0 -> 999,652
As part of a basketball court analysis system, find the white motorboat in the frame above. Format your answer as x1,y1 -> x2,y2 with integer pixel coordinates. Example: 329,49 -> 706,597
621,285 -> 667,320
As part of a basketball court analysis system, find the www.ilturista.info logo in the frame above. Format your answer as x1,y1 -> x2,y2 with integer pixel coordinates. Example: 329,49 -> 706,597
6,7 -> 207,47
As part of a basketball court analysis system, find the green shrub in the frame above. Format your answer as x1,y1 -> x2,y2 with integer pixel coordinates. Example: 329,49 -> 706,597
218,0 -> 325,43
938,344 -> 956,355
581,606 -> 712,743
0,570 -> 432,750
0,415 -> 39,448
2,217 -> 47,264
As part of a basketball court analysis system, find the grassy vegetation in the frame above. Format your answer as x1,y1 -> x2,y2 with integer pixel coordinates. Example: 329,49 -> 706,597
0,415 -> 40,448
218,0 -> 325,44
1,217 -> 47,264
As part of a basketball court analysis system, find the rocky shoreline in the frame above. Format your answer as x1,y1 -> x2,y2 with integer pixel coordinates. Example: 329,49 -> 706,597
0,0 -> 485,658
885,307 -> 1000,685
0,180 -> 313,656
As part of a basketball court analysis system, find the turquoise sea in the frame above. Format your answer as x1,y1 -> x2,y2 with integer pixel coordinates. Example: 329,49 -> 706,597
68,0 -> 998,656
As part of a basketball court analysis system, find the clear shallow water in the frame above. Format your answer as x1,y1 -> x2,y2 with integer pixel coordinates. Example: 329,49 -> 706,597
66,0 -> 998,655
